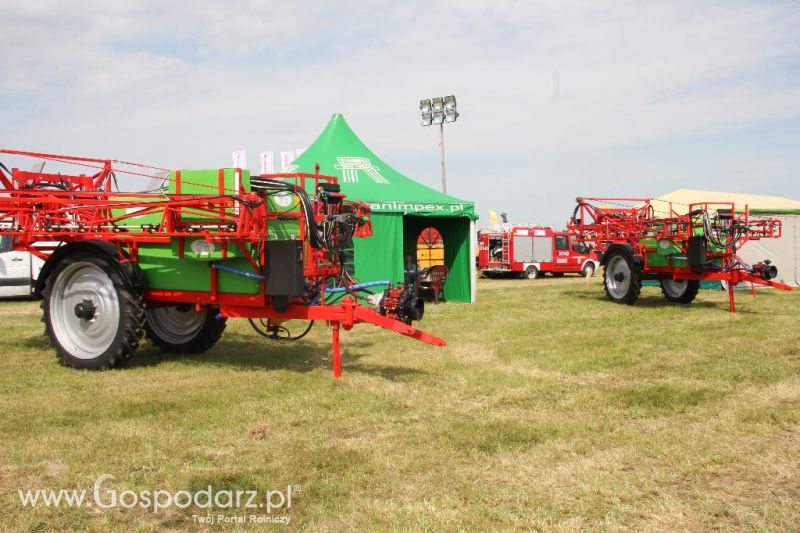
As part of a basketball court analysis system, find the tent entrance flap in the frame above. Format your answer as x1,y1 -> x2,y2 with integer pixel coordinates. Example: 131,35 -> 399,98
353,213 -> 404,285
403,215 -> 472,303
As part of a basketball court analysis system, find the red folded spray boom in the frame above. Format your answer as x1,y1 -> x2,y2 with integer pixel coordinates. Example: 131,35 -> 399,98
567,197 -> 792,312
0,149 -> 445,377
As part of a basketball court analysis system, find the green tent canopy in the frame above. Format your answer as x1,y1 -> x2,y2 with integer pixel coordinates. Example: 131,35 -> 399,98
292,113 -> 478,303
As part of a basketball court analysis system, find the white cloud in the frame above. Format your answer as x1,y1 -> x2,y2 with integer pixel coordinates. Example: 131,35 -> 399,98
1,1 -> 798,223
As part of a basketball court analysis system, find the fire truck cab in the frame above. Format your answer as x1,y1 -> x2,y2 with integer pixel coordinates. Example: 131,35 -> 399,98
478,225 -> 599,280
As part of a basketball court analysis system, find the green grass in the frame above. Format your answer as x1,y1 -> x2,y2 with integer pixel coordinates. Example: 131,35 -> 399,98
1,277 -> 799,531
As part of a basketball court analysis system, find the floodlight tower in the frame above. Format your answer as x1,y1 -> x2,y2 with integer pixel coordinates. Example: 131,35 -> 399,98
420,95 -> 458,193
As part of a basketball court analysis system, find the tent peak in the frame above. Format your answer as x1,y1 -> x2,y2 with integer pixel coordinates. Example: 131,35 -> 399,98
328,112 -> 349,125
322,113 -> 357,136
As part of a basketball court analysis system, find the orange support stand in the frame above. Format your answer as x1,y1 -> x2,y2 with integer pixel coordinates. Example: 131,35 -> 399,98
218,298 -> 446,378
332,322 -> 342,379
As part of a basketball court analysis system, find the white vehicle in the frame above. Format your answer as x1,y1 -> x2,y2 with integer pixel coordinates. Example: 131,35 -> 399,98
0,235 -> 44,298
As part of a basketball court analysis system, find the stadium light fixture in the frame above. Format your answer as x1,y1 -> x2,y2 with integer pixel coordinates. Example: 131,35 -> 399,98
419,94 -> 459,194
431,97 -> 445,125
443,95 -> 458,123
420,99 -> 432,126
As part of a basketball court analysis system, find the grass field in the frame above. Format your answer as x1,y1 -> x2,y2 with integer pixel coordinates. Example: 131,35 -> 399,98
1,277 -> 799,531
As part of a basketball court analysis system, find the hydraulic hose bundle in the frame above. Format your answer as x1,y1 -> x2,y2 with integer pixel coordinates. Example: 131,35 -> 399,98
251,176 -> 368,256
697,209 -> 746,250
250,177 -> 325,248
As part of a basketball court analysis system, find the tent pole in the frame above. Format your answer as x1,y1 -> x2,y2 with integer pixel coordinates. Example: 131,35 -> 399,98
439,122 -> 447,194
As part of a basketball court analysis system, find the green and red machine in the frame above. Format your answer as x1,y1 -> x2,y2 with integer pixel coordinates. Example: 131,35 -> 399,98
0,149 -> 444,377
568,197 -> 792,311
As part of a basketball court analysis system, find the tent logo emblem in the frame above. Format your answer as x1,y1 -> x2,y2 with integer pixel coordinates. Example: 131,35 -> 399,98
335,157 -> 390,185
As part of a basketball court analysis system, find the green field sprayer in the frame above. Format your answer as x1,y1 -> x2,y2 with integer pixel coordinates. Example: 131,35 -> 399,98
568,196 -> 792,311
0,149 -> 445,377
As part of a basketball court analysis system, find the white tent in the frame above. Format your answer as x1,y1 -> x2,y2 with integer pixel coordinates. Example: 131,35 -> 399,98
654,189 -> 800,287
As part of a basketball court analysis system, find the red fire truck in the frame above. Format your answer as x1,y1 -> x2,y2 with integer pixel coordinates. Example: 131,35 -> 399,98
478,225 -> 599,279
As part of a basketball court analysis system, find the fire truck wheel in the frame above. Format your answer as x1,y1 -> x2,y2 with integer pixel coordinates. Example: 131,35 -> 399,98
524,266 -> 539,280
581,262 -> 596,278
603,251 -> 641,305
660,279 -> 700,304
42,251 -> 144,370
145,305 -> 226,354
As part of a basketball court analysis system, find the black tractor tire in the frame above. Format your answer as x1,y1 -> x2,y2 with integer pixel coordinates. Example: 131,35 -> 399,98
524,266 -> 539,280
145,305 -> 226,354
660,279 -> 700,304
41,250 -> 144,370
603,251 -> 642,305
581,262 -> 596,278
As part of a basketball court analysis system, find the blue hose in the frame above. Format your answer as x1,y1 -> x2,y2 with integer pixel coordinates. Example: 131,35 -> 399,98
325,280 -> 392,294
211,263 -> 265,281
211,264 -> 388,300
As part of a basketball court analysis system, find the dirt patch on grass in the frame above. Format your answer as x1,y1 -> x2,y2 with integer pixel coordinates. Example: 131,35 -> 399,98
247,424 -> 270,440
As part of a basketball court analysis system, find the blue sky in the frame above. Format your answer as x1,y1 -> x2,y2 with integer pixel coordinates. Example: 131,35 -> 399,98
1,1 -> 798,226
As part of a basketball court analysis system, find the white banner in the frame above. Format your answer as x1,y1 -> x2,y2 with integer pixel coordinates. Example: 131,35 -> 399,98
279,151 -> 295,171
259,152 -> 274,175
232,150 -> 247,169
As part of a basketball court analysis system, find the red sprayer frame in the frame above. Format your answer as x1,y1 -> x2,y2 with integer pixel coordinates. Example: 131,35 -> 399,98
567,197 -> 792,312
0,149 -> 445,376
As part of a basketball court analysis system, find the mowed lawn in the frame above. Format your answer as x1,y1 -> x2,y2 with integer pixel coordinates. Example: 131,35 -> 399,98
1,276 -> 799,531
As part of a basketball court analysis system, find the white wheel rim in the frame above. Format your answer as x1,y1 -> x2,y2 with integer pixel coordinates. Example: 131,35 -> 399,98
527,268 -> 536,279
146,306 -> 206,344
663,279 -> 688,298
49,261 -> 119,360
606,256 -> 631,299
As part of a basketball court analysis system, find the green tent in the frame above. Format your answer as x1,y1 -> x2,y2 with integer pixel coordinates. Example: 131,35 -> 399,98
292,114 -> 478,303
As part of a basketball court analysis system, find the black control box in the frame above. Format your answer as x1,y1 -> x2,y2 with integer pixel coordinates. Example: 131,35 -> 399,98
687,236 -> 707,272
264,240 -> 304,297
